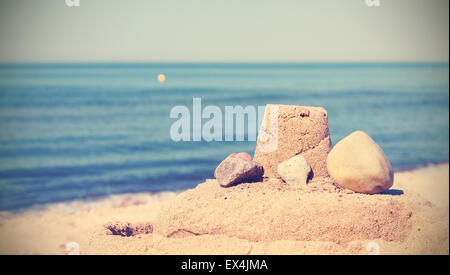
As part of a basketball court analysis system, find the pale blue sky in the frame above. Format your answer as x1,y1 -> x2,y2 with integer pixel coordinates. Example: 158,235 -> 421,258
0,0 -> 448,62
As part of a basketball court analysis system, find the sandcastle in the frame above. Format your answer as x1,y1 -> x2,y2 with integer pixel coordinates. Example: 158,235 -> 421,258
214,104 -> 393,192
99,104 -> 409,249
149,104 -> 401,243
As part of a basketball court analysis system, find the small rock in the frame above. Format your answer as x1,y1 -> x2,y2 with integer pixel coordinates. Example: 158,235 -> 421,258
214,156 -> 264,187
277,154 -> 311,186
326,131 -> 394,194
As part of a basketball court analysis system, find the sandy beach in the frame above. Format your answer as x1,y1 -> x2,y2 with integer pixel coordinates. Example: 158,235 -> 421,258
0,163 -> 447,255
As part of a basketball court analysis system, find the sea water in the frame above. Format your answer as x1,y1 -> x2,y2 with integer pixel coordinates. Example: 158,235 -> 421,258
0,63 -> 448,210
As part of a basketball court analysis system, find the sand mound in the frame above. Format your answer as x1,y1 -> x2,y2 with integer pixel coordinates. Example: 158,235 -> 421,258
153,178 -> 415,244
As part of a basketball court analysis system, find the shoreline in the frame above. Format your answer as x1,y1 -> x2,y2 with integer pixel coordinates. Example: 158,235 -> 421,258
392,161 -> 450,173
0,163 -> 448,255
1,161 -> 447,218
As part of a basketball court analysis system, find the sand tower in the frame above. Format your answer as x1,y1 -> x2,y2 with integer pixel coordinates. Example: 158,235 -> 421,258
253,104 -> 332,179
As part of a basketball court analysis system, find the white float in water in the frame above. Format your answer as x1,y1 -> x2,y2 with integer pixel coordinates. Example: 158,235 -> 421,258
158,74 -> 166,83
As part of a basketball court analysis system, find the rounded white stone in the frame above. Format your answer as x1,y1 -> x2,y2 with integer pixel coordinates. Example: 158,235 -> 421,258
326,131 -> 394,194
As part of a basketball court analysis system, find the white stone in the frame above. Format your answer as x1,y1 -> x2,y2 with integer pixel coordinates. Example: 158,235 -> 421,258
277,154 -> 311,186
326,131 -> 394,194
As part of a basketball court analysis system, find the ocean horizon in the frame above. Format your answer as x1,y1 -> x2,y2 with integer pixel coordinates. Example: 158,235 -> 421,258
0,62 -> 448,211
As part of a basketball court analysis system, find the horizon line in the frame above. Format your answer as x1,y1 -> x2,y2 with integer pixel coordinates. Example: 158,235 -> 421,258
0,61 -> 448,65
